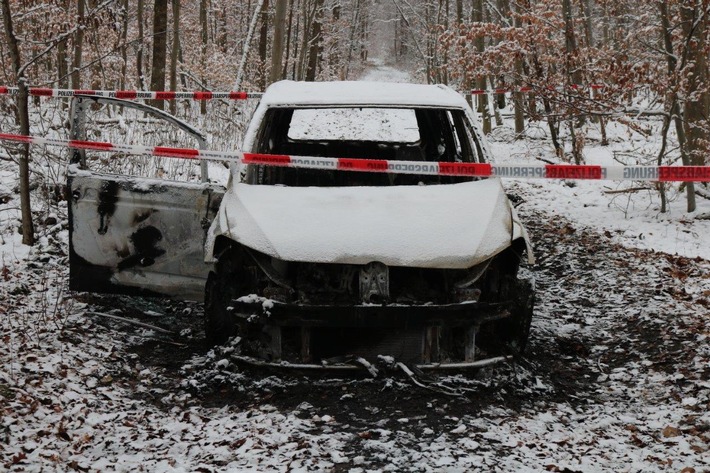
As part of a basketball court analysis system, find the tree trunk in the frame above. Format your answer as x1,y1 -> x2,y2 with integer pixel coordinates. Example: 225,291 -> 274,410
360,16 -> 368,61
661,1 -> 696,211
200,0 -> 208,114
234,0 -> 266,90
283,0 -> 294,79
119,0 -> 129,90
58,0 -> 71,89
71,0 -> 86,89
473,0 -> 491,133
150,0 -> 169,109
297,0 -> 312,80
305,0 -> 323,81
291,0 -> 300,78
580,0 -> 593,47
562,0 -> 580,80
331,3 -> 341,77
445,0 -> 451,84
169,0 -> 180,114
270,0 -> 288,84
137,0 -> 146,89
1,0 -> 34,245
343,0 -> 360,79
563,0 -> 584,132
512,1 -> 525,137
680,2 -> 708,168
258,0 -> 270,89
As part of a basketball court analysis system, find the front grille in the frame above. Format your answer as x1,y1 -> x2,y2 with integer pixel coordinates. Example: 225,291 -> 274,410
289,262 -> 469,305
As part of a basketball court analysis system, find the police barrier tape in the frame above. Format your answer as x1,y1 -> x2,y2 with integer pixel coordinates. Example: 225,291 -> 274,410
0,132 -> 708,182
0,86 -> 262,100
0,84 -> 609,100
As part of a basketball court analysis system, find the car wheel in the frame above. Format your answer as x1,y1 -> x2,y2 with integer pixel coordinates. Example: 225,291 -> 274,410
204,247 -> 249,345
503,278 -> 535,354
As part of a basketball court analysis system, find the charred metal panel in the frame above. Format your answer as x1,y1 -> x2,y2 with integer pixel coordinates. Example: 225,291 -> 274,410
68,171 -> 224,301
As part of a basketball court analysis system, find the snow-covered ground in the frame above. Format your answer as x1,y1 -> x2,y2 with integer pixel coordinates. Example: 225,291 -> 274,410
488,121 -> 710,260
1,67 -> 709,471
2,190 -> 708,472
358,57 -> 415,83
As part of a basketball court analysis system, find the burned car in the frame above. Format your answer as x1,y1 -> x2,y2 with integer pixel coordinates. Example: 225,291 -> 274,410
67,81 -> 534,370
203,81 -> 535,368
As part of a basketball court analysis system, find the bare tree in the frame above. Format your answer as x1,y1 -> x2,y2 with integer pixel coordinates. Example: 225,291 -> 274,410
270,0 -> 288,84
71,0 -> 86,89
305,0 -> 324,81
1,0 -> 34,245
150,0 -> 169,109
680,1 -> 709,170
199,0 -> 208,114
169,0 -> 181,114
258,0 -> 270,89
137,0 -> 147,89
170,0 -> 180,115
234,0 -> 266,90
472,0 -> 491,134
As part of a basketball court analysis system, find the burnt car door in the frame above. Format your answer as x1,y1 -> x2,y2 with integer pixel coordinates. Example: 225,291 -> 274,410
67,96 -> 224,301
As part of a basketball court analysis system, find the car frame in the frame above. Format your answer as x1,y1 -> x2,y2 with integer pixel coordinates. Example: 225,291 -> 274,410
202,81 -> 535,369
66,81 -> 534,371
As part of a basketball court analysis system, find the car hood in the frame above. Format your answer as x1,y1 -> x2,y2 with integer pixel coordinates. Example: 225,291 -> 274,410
212,179 -> 515,269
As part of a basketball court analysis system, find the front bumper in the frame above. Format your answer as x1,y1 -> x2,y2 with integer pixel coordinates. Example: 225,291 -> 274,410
230,299 -> 511,328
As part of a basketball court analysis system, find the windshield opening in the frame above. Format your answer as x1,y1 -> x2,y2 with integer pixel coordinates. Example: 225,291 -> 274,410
250,107 -> 485,187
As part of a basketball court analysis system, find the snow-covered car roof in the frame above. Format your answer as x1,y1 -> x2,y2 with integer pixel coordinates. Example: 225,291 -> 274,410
260,80 -> 470,109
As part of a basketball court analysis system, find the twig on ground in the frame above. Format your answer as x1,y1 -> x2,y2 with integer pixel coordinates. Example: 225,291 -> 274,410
534,156 -> 556,165
604,187 -> 650,195
85,311 -> 175,335
695,188 -> 710,200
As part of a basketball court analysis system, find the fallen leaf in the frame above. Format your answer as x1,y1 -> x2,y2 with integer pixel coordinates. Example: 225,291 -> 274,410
662,426 -> 681,438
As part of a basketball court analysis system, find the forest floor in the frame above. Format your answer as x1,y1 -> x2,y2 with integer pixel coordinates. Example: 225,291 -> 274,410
2,175 -> 709,472
1,64 -> 710,472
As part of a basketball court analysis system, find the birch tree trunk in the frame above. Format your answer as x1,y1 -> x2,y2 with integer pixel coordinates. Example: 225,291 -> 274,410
234,0 -> 266,90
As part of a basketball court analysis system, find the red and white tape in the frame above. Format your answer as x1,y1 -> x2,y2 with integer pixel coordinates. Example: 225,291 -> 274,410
0,86 -> 262,100
471,84 -> 607,95
0,132 -> 708,182
0,84 -> 612,100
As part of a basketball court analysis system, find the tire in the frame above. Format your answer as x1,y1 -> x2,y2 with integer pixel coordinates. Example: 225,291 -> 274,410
492,277 -> 534,356
204,246 -> 252,345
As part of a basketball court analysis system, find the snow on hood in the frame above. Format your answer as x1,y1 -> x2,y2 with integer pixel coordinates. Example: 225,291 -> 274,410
215,179 -> 514,269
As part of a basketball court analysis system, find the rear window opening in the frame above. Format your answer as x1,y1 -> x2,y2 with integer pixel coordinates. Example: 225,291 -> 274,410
251,106 -> 486,187
288,108 -> 421,143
